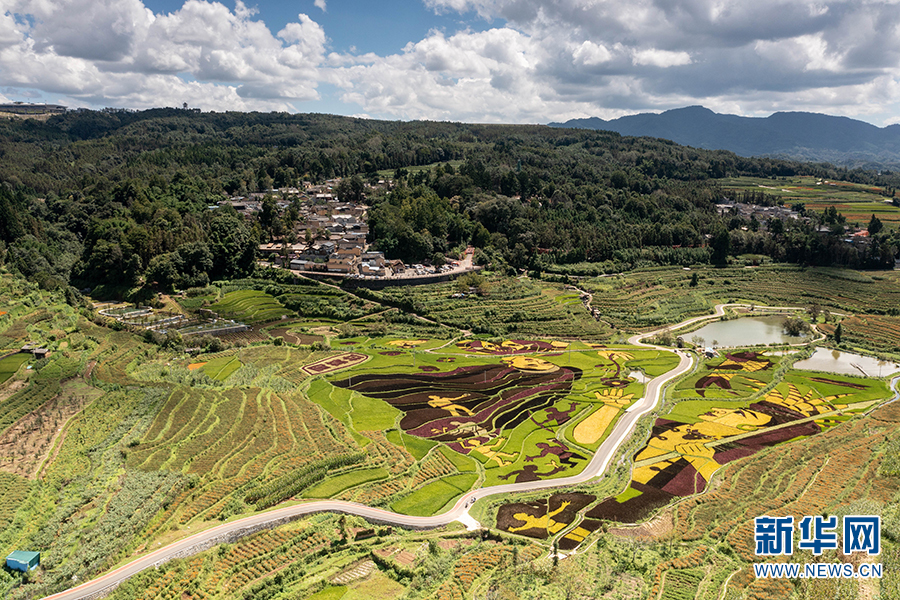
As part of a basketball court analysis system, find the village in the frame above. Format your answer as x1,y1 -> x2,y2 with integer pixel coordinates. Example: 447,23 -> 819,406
234,179 -> 476,282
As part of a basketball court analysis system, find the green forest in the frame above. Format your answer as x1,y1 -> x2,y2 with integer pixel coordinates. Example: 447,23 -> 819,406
1,109 -> 899,295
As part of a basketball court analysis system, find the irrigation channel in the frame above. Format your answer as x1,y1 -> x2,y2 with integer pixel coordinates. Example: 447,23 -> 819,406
45,303 -> 886,600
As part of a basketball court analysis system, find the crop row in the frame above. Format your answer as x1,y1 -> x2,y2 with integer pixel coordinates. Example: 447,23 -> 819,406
452,544 -> 510,590
0,378 -> 59,437
134,556 -> 207,600
363,431 -> 414,476
245,452 -> 366,510
411,451 -> 457,488
178,476 -> 254,524
127,384 -> 357,524
649,547 -> 708,599
841,315 -> 900,352
212,529 -> 333,593
0,473 -> 30,534
348,477 -> 407,505
674,401 -> 895,562
581,266 -> 900,326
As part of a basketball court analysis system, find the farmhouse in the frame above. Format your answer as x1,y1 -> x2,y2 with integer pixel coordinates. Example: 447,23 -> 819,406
6,550 -> 40,572
327,256 -> 359,273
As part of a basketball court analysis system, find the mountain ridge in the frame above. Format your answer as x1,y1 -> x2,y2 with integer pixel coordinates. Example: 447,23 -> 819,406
549,106 -> 900,167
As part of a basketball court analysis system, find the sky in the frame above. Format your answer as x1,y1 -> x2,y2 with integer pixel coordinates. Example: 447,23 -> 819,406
3,0 -> 900,126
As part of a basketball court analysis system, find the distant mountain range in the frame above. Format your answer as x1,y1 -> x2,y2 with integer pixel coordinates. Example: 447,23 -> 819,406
549,106 -> 900,168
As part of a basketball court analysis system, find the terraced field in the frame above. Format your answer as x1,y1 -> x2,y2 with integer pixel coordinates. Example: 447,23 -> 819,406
3,268 -> 900,600
719,175 -> 900,228
839,314 -> 900,356
583,369 -> 889,526
375,276 -> 611,339
0,353 -> 30,385
126,385 -> 358,524
208,290 -> 294,324
581,265 -> 900,328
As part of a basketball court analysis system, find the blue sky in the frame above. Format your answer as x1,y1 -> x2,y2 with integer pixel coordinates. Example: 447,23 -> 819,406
3,0 -> 900,125
141,0 -> 500,56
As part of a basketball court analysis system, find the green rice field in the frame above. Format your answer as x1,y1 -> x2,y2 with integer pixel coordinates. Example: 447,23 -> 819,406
0,353 -> 29,384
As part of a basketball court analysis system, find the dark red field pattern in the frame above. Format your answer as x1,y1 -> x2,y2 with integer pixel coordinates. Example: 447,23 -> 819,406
456,340 -> 559,355
586,377 -> 872,524
497,493 -> 596,539
333,364 -> 581,445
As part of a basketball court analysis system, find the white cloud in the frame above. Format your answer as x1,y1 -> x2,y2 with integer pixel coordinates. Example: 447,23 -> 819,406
1,0 -> 326,109
572,41 -> 612,66
4,0 -> 900,125
632,49 -> 692,68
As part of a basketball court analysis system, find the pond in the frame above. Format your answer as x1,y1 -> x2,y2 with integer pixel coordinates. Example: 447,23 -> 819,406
793,348 -> 900,377
686,315 -> 809,347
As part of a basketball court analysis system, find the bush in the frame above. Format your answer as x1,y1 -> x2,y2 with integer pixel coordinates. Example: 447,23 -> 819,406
782,316 -> 811,336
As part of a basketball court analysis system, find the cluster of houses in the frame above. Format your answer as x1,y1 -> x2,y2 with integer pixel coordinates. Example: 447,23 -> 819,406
715,201 -> 875,245
252,180 -> 403,278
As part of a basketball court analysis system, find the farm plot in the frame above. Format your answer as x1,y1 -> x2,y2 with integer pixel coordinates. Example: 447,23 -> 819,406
586,371 -> 890,524
0,379 -> 104,478
208,290 -> 294,324
581,265 -> 900,328
839,314 -> 900,355
720,175 -> 900,228
304,467 -> 390,499
200,355 -> 242,381
323,339 -> 680,492
126,385 -> 359,524
0,472 -> 32,543
390,473 -> 478,516
668,394 -> 900,588
497,493 -> 596,540
0,353 -> 29,385
108,519 -> 342,600
374,277 -> 612,339
671,351 -> 779,401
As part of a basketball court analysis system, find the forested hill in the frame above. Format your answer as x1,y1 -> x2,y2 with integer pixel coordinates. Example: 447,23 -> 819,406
550,106 -> 900,167
0,109 -> 898,297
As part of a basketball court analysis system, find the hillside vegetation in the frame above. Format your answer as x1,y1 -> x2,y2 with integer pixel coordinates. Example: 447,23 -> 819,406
1,110 -> 899,300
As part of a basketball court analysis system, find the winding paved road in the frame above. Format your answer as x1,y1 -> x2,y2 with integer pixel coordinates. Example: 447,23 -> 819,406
46,321 -> 703,599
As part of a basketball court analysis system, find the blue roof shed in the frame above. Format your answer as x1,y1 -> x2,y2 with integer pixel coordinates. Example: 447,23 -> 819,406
6,550 -> 40,572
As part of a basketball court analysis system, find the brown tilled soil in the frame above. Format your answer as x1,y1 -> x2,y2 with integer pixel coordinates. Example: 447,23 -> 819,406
609,511 -> 674,542
267,327 -> 324,345
0,379 -> 27,402
0,380 -> 104,478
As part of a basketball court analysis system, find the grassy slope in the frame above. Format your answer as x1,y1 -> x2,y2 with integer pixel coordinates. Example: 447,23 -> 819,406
3,267 -> 900,600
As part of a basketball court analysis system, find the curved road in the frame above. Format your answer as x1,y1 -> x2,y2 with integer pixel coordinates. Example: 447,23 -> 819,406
46,328 -> 700,598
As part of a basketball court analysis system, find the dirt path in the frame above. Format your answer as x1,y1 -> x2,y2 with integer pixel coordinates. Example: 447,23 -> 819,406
565,284 -> 612,327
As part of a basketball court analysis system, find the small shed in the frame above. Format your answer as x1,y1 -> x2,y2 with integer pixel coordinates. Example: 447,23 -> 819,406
6,550 -> 40,572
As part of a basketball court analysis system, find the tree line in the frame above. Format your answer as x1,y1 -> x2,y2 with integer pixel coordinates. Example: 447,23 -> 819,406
0,110 -> 897,295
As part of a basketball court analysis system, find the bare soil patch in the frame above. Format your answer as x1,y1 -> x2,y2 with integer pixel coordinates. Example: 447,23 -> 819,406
267,327 -> 324,345
0,379 -> 27,403
609,511 -> 674,542
0,380 -> 104,478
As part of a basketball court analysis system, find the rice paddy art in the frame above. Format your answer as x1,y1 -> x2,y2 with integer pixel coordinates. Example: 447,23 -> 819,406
586,373 -> 885,524
673,351 -> 775,401
302,352 -> 369,375
326,338 -> 680,488
496,493 -> 596,540
333,358 -> 581,446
